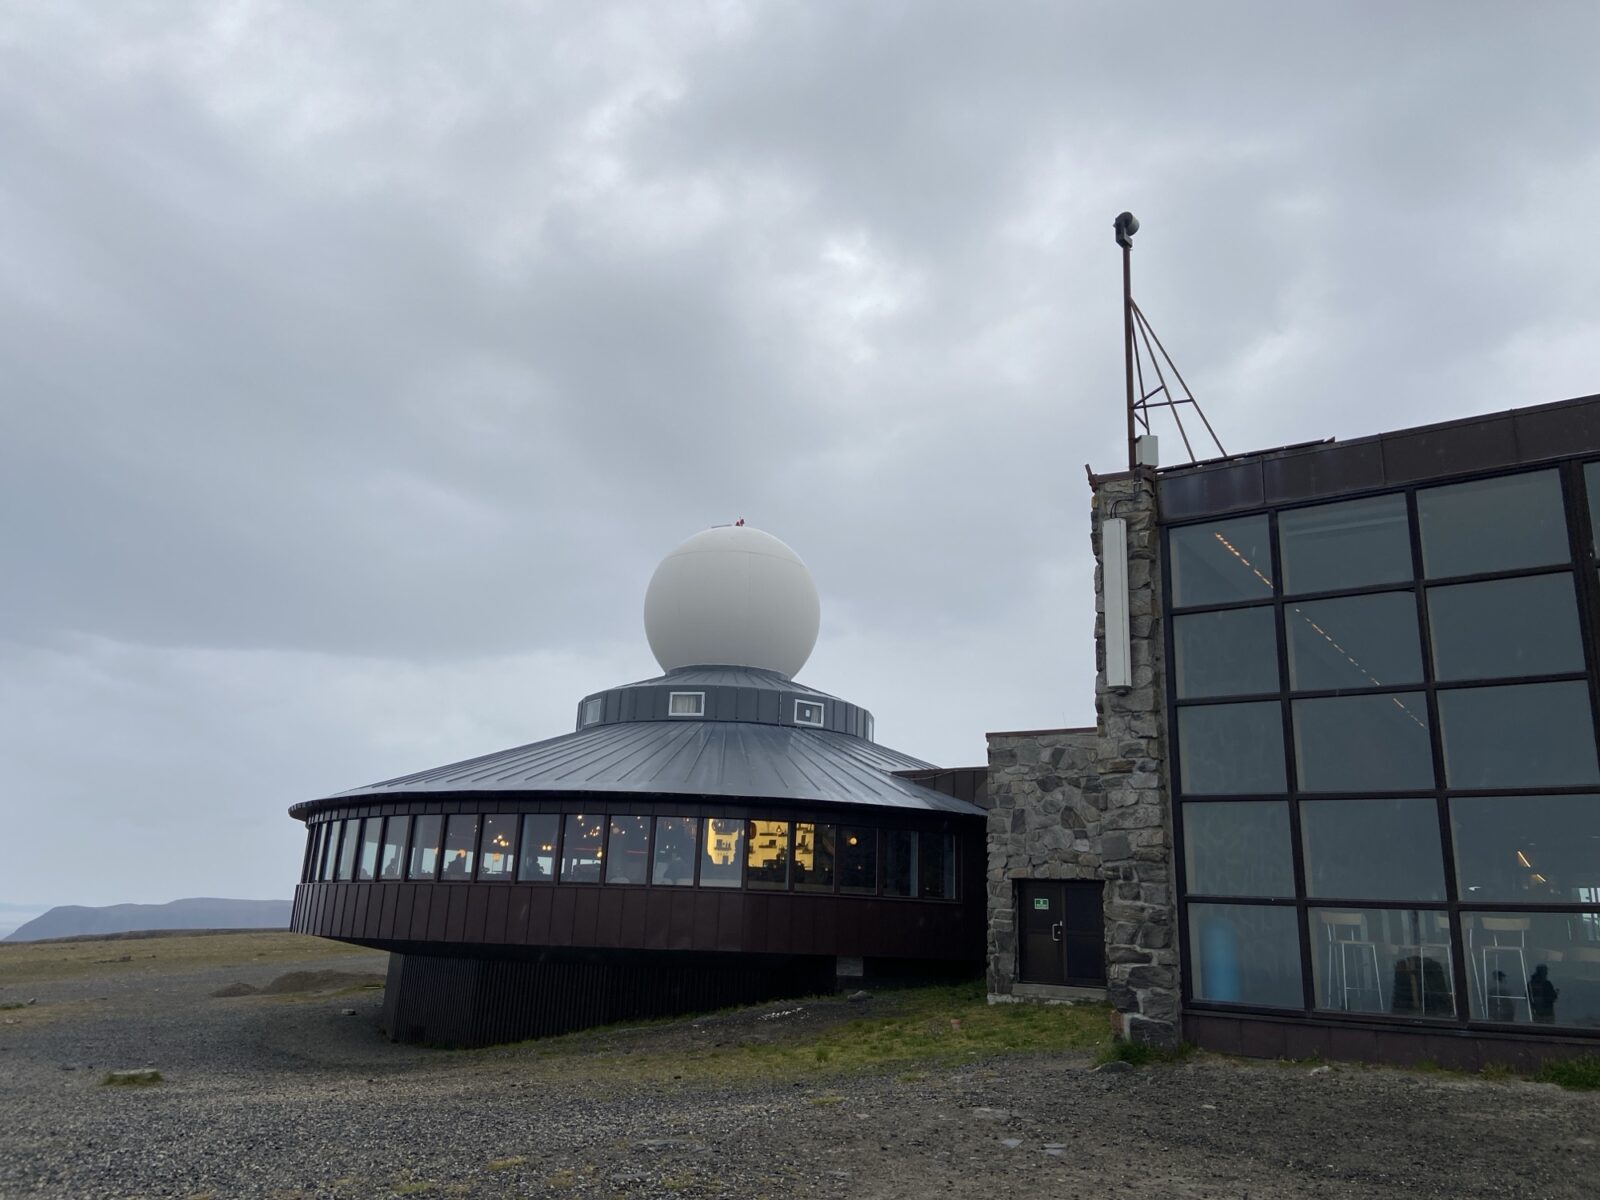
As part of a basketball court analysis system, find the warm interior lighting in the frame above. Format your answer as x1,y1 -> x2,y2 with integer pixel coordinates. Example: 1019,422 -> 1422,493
1516,849 -> 1533,868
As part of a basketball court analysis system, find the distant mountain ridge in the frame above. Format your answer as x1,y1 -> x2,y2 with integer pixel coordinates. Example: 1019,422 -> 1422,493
4,897 -> 292,942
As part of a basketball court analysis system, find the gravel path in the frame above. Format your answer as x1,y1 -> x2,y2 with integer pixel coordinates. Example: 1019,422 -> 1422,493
2,937 -> 1596,1199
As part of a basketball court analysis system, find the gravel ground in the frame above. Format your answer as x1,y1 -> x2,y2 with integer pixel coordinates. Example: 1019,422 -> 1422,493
2,935 -> 1597,1199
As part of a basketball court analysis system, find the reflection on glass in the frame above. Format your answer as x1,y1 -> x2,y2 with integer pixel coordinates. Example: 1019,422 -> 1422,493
517,814 -> 559,882
1428,573 -> 1584,681
604,816 -> 649,884
651,817 -> 699,885
1438,682 -> 1599,788
442,814 -> 478,879
918,833 -> 955,900
1176,703 -> 1286,794
700,818 -> 744,888
1451,796 -> 1600,902
1285,591 -> 1422,692
1418,469 -> 1568,578
745,820 -> 790,889
1293,693 -> 1433,792
335,819 -> 360,881
1173,607 -> 1279,699
1279,494 -> 1412,596
884,830 -> 915,897
1188,903 -> 1302,1008
794,823 -> 835,891
839,827 -> 878,894
1169,516 -> 1274,608
1183,802 -> 1293,898
478,814 -> 518,880
1300,799 -> 1445,901
1311,908 -> 1454,1018
356,820 -> 383,881
1464,911 -> 1600,1028
561,814 -> 603,883
407,814 -> 441,880
379,816 -> 408,881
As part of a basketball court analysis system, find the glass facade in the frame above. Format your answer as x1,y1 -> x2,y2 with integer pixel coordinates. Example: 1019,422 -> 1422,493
304,810 -> 958,901
1169,465 -> 1600,1032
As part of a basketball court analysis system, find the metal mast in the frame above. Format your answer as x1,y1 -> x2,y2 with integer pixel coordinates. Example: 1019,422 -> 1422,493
1115,212 -> 1226,469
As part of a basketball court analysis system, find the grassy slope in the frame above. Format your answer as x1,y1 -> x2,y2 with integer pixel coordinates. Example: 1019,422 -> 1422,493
0,930 -> 368,986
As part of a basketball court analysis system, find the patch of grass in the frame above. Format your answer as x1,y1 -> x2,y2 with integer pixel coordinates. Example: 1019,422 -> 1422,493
1094,1038 -> 1193,1067
660,1173 -> 696,1193
485,1157 -> 525,1172
0,1002 -> 25,1011
520,980 -> 1110,1085
1479,1061 -> 1515,1081
546,1168 -> 577,1190
100,1070 -> 163,1086
0,931 -> 372,987
1535,1054 -> 1600,1090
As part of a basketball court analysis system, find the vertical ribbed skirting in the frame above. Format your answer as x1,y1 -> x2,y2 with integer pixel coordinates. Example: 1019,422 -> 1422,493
380,951 -> 836,1047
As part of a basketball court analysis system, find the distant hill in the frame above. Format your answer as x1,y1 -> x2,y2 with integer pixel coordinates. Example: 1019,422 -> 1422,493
4,898 -> 292,942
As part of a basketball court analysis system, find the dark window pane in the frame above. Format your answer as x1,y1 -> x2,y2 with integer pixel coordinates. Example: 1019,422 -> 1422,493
1463,911 -> 1600,1028
442,815 -> 478,879
1285,591 -> 1422,691
334,819 -> 359,881
918,833 -> 955,899
1438,682 -> 1599,788
407,814 -> 441,880
604,816 -> 649,884
651,817 -> 699,885
1173,607 -> 1278,699
313,825 -> 332,881
1428,574 -> 1584,681
379,817 -> 408,881
1312,908 -> 1454,1018
356,820 -> 383,881
884,830 -> 915,897
1176,703 -> 1286,795
1587,462 -> 1600,554
560,814 -> 603,883
794,823 -> 835,892
745,820 -> 790,889
304,827 -> 322,882
1183,801 -> 1293,898
1418,469 -> 1568,578
1279,494 -> 1412,596
1169,516 -> 1274,608
1188,903 -> 1302,1008
478,814 -> 518,880
517,814 -> 559,882
1293,694 -> 1434,792
1451,796 -> 1600,903
1300,799 -> 1445,901
700,818 -> 744,888
839,827 -> 878,894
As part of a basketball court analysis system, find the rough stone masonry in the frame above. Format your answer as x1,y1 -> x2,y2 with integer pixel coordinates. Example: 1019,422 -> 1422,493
985,469 -> 1180,1046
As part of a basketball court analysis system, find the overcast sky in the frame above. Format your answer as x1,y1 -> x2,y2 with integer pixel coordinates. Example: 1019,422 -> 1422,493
4,2 -> 1599,910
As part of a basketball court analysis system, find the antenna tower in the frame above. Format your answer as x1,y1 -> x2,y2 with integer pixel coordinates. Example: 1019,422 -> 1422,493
1115,212 -> 1225,470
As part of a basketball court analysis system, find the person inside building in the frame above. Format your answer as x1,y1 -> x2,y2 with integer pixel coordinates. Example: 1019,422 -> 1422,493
1529,964 -> 1559,1024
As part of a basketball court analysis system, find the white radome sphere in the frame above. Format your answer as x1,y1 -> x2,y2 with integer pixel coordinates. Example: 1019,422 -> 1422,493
643,525 -> 821,679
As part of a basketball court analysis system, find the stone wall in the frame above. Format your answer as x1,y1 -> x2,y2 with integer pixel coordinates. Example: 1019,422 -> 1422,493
984,469 -> 1180,1047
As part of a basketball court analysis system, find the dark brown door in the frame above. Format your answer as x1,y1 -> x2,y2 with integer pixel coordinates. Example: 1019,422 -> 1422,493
1019,881 -> 1066,985
1017,880 -> 1106,987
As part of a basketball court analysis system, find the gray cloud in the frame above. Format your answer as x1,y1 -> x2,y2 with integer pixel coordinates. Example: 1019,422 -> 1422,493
2,1 -> 1597,907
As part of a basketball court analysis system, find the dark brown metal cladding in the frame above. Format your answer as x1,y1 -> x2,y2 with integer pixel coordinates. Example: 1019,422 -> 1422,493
1159,391 -> 1600,522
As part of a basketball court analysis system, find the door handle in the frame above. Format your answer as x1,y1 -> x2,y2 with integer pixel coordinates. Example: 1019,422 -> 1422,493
1051,921 -> 1063,942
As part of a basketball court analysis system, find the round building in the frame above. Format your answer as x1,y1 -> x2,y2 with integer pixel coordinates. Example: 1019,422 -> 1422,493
288,525 -> 987,1046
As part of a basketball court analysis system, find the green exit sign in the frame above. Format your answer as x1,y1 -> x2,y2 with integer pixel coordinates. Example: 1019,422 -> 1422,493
1033,897 -> 1050,911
